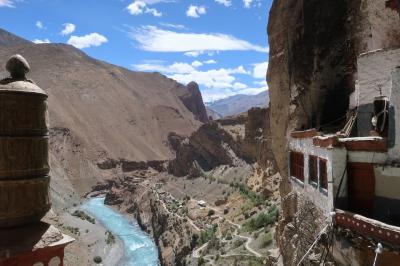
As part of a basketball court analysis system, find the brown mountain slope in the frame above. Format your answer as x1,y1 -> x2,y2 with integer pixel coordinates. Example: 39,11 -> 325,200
0,30 -> 205,200
0,28 -> 31,47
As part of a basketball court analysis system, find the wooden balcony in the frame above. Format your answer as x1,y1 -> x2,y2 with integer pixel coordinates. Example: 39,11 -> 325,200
335,209 -> 400,247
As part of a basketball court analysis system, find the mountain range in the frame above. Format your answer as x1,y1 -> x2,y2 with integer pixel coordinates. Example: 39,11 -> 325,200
206,90 -> 269,118
0,27 -> 208,204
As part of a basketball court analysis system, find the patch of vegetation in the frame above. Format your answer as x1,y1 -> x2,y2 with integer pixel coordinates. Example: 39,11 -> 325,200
72,210 -> 96,224
229,182 -> 265,206
207,234 -> 220,251
169,203 -> 179,212
249,257 -> 266,266
64,226 -> 80,236
244,205 -> 279,231
191,234 -> 199,247
233,238 -> 246,248
105,230 -> 116,245
261,231 -> 274,248
181,206 -> 188,215
208,209 -> 215,216
198,225 -> 217,245
253,231 -> 260,239
93,256 -> 102,264
198,257 -> 206,265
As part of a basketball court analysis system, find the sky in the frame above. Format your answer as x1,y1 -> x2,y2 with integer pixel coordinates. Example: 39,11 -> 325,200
0,0 -> 271,102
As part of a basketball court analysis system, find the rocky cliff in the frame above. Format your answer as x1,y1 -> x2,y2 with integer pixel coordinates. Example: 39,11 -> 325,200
178,81 -> 209,123
267,0 -> 400,264
168,107 -> 275,177
98,176 -> 196,266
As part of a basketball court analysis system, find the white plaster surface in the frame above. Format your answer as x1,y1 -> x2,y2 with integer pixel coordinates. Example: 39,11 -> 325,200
374,165 -> 400,200
358,48 -> 400,105
389,68 -> 400,160
288,138 -> 347,216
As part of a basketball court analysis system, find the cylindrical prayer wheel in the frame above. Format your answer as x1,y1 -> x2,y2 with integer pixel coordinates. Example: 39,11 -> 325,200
0,55 -> 50,228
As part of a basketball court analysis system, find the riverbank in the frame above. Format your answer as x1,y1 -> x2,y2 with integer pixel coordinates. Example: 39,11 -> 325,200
82,197 -> 159,266
44,207 -> 124,266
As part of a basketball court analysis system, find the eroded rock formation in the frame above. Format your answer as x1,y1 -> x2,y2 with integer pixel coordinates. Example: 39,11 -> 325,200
178,81 -> 209,123
168,108 -> 275,177
103,177 -> 195,266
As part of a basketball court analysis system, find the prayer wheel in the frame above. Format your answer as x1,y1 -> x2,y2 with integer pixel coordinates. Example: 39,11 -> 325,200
0,55 -> 50,228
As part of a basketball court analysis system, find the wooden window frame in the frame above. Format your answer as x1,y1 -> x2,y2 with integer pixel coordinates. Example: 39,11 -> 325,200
319,159 -> 328,191
290,151 -> 304,183
309,155 -> 318,186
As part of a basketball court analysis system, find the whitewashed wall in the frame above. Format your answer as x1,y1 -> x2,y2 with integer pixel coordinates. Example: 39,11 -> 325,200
288,138 -> 347,216
389,67 -> 400,161
357,48 -> 400,106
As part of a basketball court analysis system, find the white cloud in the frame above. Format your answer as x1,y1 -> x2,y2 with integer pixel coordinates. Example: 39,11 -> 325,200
0,0 -> 15,7
170,66 -> 248,89
252,62 -> 268,79
191,61 -> 203,67
243,0 -> 252,8
186,5 -> 206,18
33,38 -> 50,44
233,82 -> 247,89
61,23 -> 76,35
127,1 -> 162,17
36,21 -> 44,29
67,33 -> 108,49
254,79 -> 267,86
146,8 -> 162,17
160,23 -> 186,30
130,26 -> 268,53
184,51 -> 203,57
204,59 -> 217,64
133,61 -> 249,93
215,0 -> 231,7
127,1 -> 146,15
134,62 -> 196,74
138,0 -> 172,3
133,60 -> 266,102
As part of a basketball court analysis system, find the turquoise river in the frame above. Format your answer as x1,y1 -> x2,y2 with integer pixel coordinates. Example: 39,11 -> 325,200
81,197 -> 159,266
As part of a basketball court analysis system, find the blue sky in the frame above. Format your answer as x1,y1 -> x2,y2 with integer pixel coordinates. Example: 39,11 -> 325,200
0,0 -> 271,102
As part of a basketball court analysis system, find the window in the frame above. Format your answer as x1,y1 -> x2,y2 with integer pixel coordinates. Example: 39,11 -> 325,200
290,152 -> 304,182
309,155 -> 318,185
319,159 -> 328,190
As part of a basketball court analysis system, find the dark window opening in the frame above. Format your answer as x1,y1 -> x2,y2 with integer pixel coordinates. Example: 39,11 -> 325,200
309,155 -> 318,185
319,159 -> 328,190
290,152 -> 304,182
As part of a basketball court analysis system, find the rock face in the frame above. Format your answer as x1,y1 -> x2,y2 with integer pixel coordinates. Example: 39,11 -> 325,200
267,0 -> 400,264
168,123 -> 234,177
103,178 -> 195,266
168,107 -> 275,176
178,81 -> 209,123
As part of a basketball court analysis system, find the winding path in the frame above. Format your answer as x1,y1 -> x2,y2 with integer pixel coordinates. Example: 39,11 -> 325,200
149,181 -> 265,260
